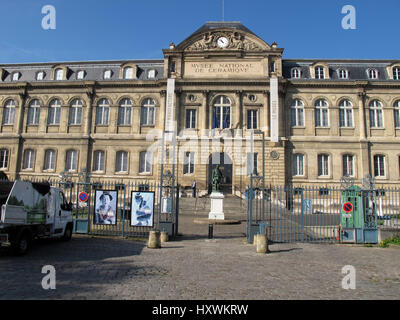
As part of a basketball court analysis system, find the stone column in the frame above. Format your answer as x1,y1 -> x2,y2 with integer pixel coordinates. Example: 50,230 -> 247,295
15,88 -> 28,179
358,91 -> 367,140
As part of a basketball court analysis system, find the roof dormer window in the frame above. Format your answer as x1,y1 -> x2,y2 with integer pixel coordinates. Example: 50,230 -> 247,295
393,67 -> 400,80
55,68 -> 64,80
104,69 -> 112,79
123,67 -> 133,79
338,69 -> 349,79
291,68 -> 301,79
367,68 -> 378,79
36,71 -> 45,81
315,66 -> 325,79
147,69 -> 156,79
12,72 -> 20,81
76,70 -> 86,80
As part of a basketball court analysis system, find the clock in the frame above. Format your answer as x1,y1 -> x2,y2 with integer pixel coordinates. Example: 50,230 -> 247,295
217,37 -> 229,48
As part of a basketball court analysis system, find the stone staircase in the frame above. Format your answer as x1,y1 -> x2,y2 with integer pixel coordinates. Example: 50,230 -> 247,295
178,194 -> 247,220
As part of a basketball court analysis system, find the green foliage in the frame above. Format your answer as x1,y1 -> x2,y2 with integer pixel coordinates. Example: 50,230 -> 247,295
8,196 -> 24,206
379,237 -> 400,248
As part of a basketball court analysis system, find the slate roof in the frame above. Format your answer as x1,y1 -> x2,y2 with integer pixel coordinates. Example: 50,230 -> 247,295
189,21 -> 258,38
0,60 -> 164,83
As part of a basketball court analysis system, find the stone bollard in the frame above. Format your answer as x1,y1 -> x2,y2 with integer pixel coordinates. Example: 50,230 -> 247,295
253,234 -> 259,246
160,231 -> 169,243
148,230 -> 161,249
256,234 -> 268,254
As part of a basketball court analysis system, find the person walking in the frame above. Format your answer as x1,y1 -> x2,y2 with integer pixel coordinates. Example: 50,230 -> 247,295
192,179 -> 196,198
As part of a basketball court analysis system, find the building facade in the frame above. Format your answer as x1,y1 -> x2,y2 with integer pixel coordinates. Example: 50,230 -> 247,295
0,22 -> 399,193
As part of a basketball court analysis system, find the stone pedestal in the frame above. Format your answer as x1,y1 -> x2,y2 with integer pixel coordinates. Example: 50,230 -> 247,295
208,192 -> 225,220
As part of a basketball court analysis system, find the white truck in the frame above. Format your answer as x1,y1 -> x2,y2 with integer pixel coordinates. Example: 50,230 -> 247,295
0,180 -> 74,255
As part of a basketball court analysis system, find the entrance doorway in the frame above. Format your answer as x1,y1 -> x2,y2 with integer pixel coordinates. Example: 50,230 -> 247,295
208,153 -> 232,194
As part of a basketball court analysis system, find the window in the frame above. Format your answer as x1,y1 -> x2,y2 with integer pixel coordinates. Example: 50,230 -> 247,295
115,151 -> 128,173
55,68 -> 64,80
44,149 -> 56,170
368,68 -> 378,79
315,66 -> 325,79
170,62 -> 176,73
2,100 -> 16,125
339,100 -> 353,127
103,70 -> 112,79
183,152 -> 195,174
76,70 -> 85,80
369,100 -> 383,128
343,154 -> 354,177
318,154 -> 329,176
141,98 -> 155,126
96,98 -> 110,125
394,67 -> 400,80
315,99 -> 329,127
69,99 -> 83,125
185,109 -> 196,129
212,95 -> 231,129
12,72 -> 20,81
0,149 -> 9,169
293,154 -> 304,176
93,151 -> 105,172
394,100 -> 400,128
118,98 -> 132,125
66,150 -> 78,171
290,99 -> 304,127
270,62 -> 275,73
139,151 -> 151,173
338,69 -> 349,79
36,71 -> 45,81
147,69 -> 156,79
48,99 -> 61,125
123,67 -> 133,79
27,99 -> 41,125
23,149 -> 34,169
374,155 -> 385,177
247,110 -> 258,129
247,153 -> 258,175
291,68 -> 301,79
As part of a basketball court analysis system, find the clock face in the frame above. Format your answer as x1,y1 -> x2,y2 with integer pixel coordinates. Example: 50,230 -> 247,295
217,37 -> 229,48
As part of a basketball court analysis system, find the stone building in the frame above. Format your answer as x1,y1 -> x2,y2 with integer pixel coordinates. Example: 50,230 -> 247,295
0,22 -> 399,193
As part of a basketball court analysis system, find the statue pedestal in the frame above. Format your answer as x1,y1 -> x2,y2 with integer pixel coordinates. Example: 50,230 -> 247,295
208,192 -> 225,220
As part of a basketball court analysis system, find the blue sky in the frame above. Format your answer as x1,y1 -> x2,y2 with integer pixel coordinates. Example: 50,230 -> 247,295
0,0 -> 399,63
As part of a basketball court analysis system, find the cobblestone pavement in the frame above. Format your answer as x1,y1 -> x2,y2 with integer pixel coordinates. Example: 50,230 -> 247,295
1,213 -> 399,300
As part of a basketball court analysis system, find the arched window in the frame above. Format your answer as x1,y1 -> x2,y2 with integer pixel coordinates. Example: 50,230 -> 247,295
93,150 -> 105,172
290,99 -> 304,127
367,68 -> 378,79
23,149 -> 35,169
147,69 -> 156,79
54,68 -> 64,80
315,66 -> 325,79
343,154 -> 354,177
96,98 -> 110,125
115,151 -> 128,173
369,100 -> 383,128
2,99 -> 16,125
66,150 -> 78,171
69,99 -> 83,125
141,98 -> 155,126
48,99 -> 61,125
76,70 -> 85,80
27,99 -> 41,125
291,68 -> 301,79
339,99 -> 353,127
393,67 -> 400,80
212,95 -> 231,129
293,154 -> 304,176
315,99 -> 329,127
394,100 -> 400,128
0,149 -> 9,169
36,71 -> 45,81
118,98 -> 132,125
338,69 -> 349,79
44,149 -> 56,170
123,67 -> 133,79
103,70 -> 112,79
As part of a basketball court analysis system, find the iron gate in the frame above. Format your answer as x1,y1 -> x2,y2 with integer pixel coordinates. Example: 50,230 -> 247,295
57,181 -> 179,239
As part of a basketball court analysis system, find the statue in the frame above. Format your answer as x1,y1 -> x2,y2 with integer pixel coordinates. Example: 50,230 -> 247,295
212,166 -> 223,192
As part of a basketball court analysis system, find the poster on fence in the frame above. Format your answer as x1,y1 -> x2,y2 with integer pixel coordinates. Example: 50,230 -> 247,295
94,190 -> 118,225
131,191 -> 155,227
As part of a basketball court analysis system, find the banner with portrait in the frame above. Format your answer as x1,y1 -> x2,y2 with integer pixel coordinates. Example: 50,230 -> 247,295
130,191 -> 154,227
94,190 -> 118,225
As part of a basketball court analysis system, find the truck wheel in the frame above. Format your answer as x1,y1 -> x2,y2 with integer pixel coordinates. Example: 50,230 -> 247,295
12,232 -> 31,255
62,225 -> 73,241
